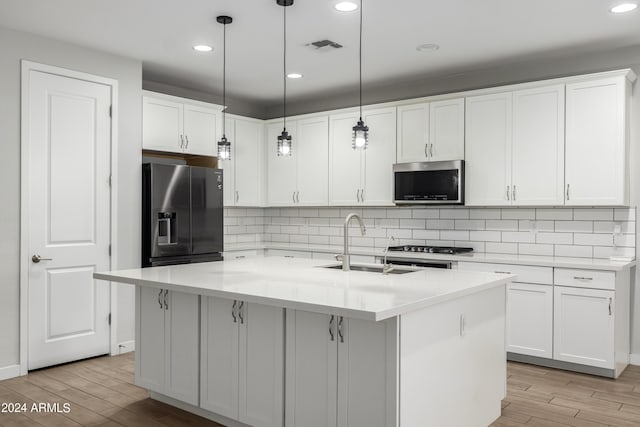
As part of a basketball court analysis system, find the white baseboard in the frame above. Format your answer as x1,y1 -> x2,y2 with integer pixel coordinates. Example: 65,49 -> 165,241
0,364 -> 21,381
116,340 -> 135,355
629,353 -> 640,366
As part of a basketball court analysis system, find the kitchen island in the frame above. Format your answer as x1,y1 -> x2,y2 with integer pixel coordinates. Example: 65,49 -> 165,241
95,257 -> 514,427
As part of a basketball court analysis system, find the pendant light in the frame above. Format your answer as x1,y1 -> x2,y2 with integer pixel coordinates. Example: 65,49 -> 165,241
277,0 -> 294,156
217,15 -> 233,160
352,0 -> 368,150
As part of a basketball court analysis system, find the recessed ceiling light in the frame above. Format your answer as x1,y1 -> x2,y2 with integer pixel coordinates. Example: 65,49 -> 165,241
416,43 -> 440,52
193,45 -> 213,52
334,1 -> 358,12
610,2 -> 638,13
287,73 -> 303,79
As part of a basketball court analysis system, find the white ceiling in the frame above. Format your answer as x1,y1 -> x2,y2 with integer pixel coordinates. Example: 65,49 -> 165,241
2,0 -> 640,105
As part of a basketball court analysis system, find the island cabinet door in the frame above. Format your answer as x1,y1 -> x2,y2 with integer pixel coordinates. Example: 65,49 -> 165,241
336,317 -> 398,427
200,297 -> 240,420
136,286 -> 166,393
285,310 -> 338,427
238,303 -> 284,427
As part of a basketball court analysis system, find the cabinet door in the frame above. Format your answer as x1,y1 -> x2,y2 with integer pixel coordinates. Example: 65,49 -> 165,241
165,292 -> 200,406
183,104 -> 219,156
143,97 -> 183,153
285,310 -> 337,427
465,93 -> 512,206
200,297 -> 239,419
396,103 -> 429,163
329,111 -> 363,205
512,85 -> 565,206
362,107 -> 396,206
506,283 -> 553,358
135,286 -> 165,393
337,317 -> 397,427
219,118 -> 236,206
267,120 -> 298,206
565,77 -> 628,206
297,116 -> 329,206
429,98 -> 465,161
235,119 -> 264,206
238,303 -> 284,427
553,286 -> 615,369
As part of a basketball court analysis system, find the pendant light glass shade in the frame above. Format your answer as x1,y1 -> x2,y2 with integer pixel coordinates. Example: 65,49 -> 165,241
352,0 -> 368,150
217,15 -> 233,160
277,0 -> 293,156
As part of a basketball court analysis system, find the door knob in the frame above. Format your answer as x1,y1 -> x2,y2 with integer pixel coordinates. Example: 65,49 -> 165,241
32,254 -> 53,263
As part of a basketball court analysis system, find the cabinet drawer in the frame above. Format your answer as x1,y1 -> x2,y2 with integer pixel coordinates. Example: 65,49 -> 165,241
457,262 -> 552,285
554,268 -> 615,290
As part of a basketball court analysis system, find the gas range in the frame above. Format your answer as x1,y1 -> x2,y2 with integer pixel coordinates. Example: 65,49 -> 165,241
387,245 -> 474,255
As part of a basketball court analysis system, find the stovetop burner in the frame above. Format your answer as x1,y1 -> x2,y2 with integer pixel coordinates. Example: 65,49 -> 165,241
388,245 -> 474,255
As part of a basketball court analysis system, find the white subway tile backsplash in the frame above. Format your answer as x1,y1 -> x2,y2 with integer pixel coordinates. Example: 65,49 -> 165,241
502,209 -> 535,220
455,220 -> 486,230
226,206 -> 634,260
440,209 -> 469,219
469,209 -> 501,220
554,221 -> 593,233
440,230 -> 470,241
536,209 -> 573,220
486,220 -> 519,231
573,208 -> 614,221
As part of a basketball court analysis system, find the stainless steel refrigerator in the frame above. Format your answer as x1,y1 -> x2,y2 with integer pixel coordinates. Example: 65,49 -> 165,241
142,163 -> 223,267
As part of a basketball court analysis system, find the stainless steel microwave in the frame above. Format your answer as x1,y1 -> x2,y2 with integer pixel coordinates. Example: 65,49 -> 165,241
393,160 -> 464,205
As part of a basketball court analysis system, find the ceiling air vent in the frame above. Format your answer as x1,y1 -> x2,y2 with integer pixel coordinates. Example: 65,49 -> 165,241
306,39 -> 343,52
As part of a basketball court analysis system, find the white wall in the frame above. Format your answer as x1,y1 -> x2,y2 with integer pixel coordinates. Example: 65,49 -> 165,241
0,26 -> 141,370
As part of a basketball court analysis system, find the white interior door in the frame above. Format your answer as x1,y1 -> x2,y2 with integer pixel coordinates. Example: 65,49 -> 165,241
27,69 -> 112,370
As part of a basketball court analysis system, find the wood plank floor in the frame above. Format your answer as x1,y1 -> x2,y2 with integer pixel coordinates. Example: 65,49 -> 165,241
2,354 -> 640,426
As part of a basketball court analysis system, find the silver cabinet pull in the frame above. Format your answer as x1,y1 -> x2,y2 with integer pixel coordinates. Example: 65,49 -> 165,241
429,143 -> 433,158
158,289 -> 164,309
573,276 -> 593,281
494,271 -> 512,274
329,315 -> 335,341
512,185 -> 516,201
337,316 -> 345,343
232,300 -> 237,323
566,184 -> 570,201
356,189 -> 360,203
424,143 -> 429,158
609,298 -> 612,316
238,301 -> 245,324
296,191 -> 300,203
293,191 -> 296,203
235,190 -> 239,203
506,186 -> 510,201
180,134 -> 184,149
184,135 -> 189,149
163,289 -> 169,310
31,254 -> 53,263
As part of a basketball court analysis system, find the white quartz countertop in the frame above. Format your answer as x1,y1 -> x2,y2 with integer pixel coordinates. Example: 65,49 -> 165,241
94,257 -> 513,321
226,243 -> 636,271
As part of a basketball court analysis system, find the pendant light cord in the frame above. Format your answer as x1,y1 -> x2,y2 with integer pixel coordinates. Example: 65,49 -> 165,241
222,21 -> 227,137
283,4 -> 287,131
359,0 -> 363,121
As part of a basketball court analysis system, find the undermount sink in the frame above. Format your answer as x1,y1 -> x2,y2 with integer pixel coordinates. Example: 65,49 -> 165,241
321,264 -> 417,274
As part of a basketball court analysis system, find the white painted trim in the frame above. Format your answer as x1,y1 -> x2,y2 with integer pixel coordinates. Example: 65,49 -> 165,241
116,340 -> 135,355
19,60 -> 120,374
629,353 -> 640,366
0,365 -> 21,381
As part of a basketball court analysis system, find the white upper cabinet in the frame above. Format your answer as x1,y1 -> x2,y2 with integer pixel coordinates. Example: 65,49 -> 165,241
511,85 -> 565,205
267,116 -> 329,206
329,107 -> 396,206
565,76 -> 630,206
219,116 -> 265,207
396,98 -> 464,163
465,92 -> 512,206
143,92 -> 221,156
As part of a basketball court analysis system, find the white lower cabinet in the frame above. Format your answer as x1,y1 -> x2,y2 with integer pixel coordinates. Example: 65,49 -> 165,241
506,283 -> 553,358
285,310 -> 396,427
200,297 -> 284,427
553,286 -> 615,369
136,287 -> 200,406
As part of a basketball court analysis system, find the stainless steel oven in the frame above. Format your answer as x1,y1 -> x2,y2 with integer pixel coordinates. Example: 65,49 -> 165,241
393,160 -> 464,205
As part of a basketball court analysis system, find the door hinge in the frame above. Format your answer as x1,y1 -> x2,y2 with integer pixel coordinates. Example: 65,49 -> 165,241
109,105 -> 112,118
108,313 -> 111,325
